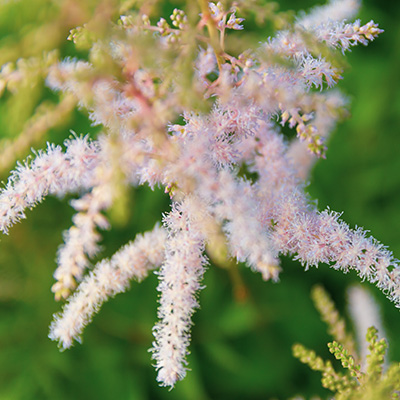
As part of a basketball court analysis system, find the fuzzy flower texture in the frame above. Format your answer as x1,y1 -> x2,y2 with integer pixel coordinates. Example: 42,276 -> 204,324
0,0 -> 389,388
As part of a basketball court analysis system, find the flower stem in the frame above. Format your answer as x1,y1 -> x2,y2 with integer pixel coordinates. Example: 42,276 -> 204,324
197,0 -> 224,71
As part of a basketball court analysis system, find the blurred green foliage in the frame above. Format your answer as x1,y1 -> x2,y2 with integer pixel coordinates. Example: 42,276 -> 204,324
0,0 -> 399,399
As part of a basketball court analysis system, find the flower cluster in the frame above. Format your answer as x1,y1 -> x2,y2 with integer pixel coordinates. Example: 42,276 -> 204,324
0,0 -> 389,389
293,286 -> 399,400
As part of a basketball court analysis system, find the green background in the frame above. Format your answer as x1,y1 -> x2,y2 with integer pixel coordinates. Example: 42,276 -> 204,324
0,0 -> 399,399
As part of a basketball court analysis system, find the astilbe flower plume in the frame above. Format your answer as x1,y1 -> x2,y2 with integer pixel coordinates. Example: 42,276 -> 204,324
0,0 -> 391,388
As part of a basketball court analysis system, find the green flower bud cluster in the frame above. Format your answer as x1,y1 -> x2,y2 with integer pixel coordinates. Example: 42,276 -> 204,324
293,287 -> 400,400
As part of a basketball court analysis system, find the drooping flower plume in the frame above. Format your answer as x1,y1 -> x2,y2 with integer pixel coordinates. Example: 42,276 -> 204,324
0,0 -> 390,389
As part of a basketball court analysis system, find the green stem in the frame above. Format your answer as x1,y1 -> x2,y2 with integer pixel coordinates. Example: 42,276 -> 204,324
197,0 -> 224,71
